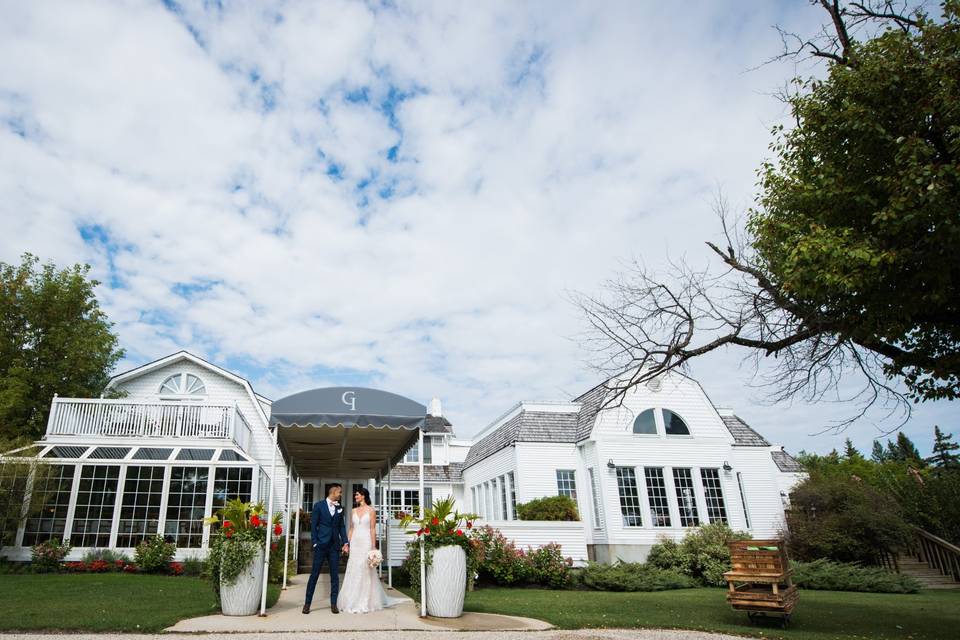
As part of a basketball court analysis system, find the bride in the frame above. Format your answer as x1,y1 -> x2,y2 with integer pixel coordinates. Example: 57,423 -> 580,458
336,487 -> 397,614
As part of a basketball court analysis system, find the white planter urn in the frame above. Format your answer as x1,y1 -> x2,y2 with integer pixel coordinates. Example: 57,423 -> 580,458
220,546 -> 264,616
425,544 -> 466,618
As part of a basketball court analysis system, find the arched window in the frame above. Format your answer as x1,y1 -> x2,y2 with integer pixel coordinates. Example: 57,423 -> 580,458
159,373 -> 206,397
632,409 -> 657,435
663,409 -> 690,435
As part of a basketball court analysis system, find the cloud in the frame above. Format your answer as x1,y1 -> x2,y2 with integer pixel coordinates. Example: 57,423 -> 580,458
1,0 -> 952,456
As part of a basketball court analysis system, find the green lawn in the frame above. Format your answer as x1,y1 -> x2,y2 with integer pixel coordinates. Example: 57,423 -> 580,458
457,587 -> 960,640
0,574 -> 281,632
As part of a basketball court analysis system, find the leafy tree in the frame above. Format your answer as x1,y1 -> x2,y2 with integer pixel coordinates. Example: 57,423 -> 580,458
578,1 -> 960,422
0,254 -> 124,440
926,425 -> 960,469
843,438 -> 863,461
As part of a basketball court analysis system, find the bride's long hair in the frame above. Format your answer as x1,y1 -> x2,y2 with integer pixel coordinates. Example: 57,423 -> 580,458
354,487 -> 372,506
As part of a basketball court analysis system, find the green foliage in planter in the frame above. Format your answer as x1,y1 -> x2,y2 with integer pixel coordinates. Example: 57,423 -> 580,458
515,495 -> 579,521
525,542 -> 573,588
30,538 -> 70,573
134,536 -> 175,573
646,523 -> 750,586
204,499 -> 282,602
580,561 -> 696,591
792,559 -> 921,593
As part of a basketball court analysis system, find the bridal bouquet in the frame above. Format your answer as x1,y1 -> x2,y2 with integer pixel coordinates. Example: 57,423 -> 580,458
367,549 -> 383,568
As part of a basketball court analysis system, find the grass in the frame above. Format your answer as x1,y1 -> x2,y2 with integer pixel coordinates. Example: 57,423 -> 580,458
0,574 -> 281,632
456,587 -> 960,640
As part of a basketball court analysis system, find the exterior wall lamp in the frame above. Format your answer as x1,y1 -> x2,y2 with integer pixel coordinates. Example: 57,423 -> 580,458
607,459 -> 616,469
722,461 -> 733,472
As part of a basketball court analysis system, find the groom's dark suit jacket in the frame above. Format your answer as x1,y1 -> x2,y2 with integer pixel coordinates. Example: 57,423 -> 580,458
311,499 -> 347,548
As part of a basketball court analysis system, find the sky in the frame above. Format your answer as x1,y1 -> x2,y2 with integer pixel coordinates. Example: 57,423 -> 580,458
1,0 -> 955,456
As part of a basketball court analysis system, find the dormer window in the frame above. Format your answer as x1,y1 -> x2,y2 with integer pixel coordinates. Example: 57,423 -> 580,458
632,409 -> 658,435
663,409 -> 690,435
159,373 -> 206,398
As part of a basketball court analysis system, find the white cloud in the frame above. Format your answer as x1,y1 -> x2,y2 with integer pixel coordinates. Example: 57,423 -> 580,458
1,0 -> 952,456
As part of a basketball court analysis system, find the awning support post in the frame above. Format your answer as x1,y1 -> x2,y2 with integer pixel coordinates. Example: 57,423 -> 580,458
293,478 -> 302,569
419,427 -> 426,617
377,469 -> 383,579
259,425 -> 279,617
282,470 -> 292,589
387,458 -> 392,588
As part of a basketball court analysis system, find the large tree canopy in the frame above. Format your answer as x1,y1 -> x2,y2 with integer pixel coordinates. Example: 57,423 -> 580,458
0,254 -> 124,440
579,1 -> 959,422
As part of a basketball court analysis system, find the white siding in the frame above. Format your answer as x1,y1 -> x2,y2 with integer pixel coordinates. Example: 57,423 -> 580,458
461,446 -> 517,515
514,442 -> 579,504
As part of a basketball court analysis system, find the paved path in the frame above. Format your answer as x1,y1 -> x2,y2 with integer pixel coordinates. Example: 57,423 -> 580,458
1,632 -> 746,640
166,576 -> 551,633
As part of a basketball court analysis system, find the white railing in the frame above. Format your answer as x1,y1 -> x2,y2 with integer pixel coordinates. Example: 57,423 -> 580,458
233,407 -> 253,451
46,398 -> 236,440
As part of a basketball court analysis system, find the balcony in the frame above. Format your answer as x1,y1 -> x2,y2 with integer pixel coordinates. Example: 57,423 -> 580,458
45,398 -> 254,451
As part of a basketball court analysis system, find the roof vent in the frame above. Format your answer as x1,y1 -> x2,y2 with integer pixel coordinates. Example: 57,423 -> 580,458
428,397 -> 442,417
646,378 -> 662,392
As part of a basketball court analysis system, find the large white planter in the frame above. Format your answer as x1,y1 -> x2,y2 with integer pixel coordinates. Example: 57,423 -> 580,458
425,544 -> 466,618
220,546 -> 264,616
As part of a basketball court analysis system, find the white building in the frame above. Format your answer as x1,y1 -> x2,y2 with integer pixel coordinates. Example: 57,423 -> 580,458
1,351 -> 802,568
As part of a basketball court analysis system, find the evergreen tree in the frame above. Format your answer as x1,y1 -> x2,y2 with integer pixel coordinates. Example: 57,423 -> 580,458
886,439 -> 903,462
843,438 -> 863,461
896,432 -> 924,466
926,426 -> 960,469
871,440 -> 887,463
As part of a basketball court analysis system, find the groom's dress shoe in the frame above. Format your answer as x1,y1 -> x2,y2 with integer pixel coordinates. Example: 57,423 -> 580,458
331,605 -> 340,614
302,605 -> 310,614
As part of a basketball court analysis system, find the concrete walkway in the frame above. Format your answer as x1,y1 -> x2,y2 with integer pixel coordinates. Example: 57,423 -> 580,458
166,576 -> 552,633
3,631 -> 746,640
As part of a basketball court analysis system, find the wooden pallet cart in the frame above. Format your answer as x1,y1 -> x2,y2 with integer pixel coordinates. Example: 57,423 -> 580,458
724,539 -> 799,627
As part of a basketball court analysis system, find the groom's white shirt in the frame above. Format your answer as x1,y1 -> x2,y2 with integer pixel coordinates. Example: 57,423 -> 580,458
326,498 -> 337,516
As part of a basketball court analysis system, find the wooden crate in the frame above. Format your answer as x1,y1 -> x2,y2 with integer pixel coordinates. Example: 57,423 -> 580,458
723,539 -> 798,626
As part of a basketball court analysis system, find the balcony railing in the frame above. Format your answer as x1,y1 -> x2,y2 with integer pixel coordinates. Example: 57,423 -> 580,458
46,397 -> 252,449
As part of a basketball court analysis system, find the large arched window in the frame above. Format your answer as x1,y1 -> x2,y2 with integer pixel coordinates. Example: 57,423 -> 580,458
663,409 -> 691,435
632,409 -> 658,434
159,373 -> 206,397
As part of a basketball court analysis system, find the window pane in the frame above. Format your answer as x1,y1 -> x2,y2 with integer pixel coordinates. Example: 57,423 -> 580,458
700,468 -> 727,524
588,468 -> 603,529
423,437 -> 432,464
72,465 -> 120,547
213,467 -> 252,511
633,409 -> 657,435
499,476 -> 508,520
165,466 -> 209,548
117,466 -> 164,547
23,464 -> 75,546
615,467 -> 643,527
302,483 -> 315,512
405,442 -> 418,463
663,410 -> 690,435
644,467 -> 671,527
556,469 -> 577,500
507,471 -> 517,520
672,468 -> 700,526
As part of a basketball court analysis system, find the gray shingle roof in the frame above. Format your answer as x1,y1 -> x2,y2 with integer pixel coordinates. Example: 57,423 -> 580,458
772,449 -> 803,472
387,463 -> 464,483
574,383 -> 607,442
424,415 -> 453,433
464,410 -> 579,468
721,415 -> 771,446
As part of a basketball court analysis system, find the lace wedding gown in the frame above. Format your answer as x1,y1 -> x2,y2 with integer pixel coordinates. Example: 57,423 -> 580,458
337,510 -> 397,614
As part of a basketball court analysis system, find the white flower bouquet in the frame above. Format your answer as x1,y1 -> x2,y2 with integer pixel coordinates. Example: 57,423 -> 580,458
367,549 -> 383,568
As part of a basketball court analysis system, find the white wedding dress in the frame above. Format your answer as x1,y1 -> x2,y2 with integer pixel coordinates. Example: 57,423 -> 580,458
337,510 -> 398,614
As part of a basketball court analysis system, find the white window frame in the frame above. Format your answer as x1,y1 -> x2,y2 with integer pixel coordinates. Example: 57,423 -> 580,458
588,467 -> 603,529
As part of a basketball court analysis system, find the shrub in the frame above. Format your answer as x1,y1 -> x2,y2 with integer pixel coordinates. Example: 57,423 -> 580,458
181,556 -> 204,577
792,559 -> 921,593
82,548 -> 130,565
515,495 -> 579,521
472,525 -> 528,585
647,523 -> 750,586
30,538 -> 70,572
786,472 -> 912,563
580,562 -> 696,591
134,535 -> 176,573
525,542 -> 573,588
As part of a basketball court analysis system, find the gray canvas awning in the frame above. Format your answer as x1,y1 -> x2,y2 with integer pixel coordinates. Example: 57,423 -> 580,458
269,387 -> 426,477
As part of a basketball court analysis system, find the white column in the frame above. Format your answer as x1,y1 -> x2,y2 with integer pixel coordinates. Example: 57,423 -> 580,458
293,478 -> 302,570
418,427 -> 426,617
259,425 -> 279,617
386,459 -> 392,588
282,469 -> 292,589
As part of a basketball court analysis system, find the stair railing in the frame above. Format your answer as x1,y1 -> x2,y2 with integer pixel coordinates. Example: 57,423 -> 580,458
912,526 -> 960,583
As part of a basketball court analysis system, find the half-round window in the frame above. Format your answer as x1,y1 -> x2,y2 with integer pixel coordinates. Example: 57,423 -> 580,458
663,409 -> 690,435
633,409 -> 657,435
160,373 -> 206,396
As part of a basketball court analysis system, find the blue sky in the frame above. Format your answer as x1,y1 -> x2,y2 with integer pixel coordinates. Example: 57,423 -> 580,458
1,0 -> 955,456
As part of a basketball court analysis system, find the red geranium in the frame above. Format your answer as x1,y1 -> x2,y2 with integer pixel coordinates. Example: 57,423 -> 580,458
416,528 -> 424,536
466,521 -> 473,529
223,520 -> 233,528
424,527 -> 431,535
251,515 -> 262,527
274,524 -> 282,535
225,529 -> 233,538
431,517 -> 439,526
456,529 -> 464,536
271,543 -> 278,551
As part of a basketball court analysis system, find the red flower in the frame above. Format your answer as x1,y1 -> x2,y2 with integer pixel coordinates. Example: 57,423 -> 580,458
466,522 -> 473,529
251,515 -> 262,527
424,527 -> 431,535
274,524 -> 282,536
225,529 -> 234,538
169,562 -> 184,575
223,520 -> 233,528
456,529 -> 464,536
416,528 -> 424,536
271,543 -> 278,551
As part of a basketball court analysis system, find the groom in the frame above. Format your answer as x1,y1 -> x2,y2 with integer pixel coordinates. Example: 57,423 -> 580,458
303,484 -> 349,614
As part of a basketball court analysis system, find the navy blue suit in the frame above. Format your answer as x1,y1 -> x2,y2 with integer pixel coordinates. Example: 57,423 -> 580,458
304,500 -> 348,607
